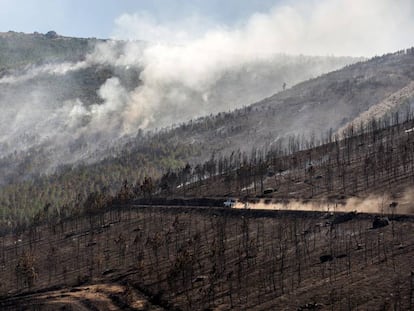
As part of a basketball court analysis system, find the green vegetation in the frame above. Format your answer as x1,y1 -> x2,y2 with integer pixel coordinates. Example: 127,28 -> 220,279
0,136 -> 202,228
0,31 -> 98,70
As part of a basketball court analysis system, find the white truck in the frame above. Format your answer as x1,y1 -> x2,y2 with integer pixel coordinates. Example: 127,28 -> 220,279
223,198 -> 236,208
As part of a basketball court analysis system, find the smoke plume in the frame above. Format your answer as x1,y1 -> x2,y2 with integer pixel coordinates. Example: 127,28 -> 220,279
3,0 -> 412,178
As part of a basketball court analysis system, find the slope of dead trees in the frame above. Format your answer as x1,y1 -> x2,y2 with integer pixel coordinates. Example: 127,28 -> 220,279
3,109 -> 414,234
0,206 -> 413,310
167,111 -> 414,205
2,46 -> 414,230
1,111 -> 414,310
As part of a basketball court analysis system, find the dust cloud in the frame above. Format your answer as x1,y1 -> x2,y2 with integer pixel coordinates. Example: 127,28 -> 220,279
234,193 -> 414,215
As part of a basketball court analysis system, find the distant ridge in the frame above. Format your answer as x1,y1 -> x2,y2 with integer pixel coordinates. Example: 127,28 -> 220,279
0,31 -> 101,70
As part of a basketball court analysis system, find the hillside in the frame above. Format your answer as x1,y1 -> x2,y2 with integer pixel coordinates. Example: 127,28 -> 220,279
0,31 -> 100,71
1,107 -> 414,310
1,47 -> 414,226
2,34 -> 414,310
169,49 -> 414,157
0,32 -> 359,186
172,112 -> 414,216
0,202 -> 413,310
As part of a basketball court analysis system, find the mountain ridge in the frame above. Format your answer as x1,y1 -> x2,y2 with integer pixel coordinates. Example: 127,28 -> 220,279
0,32 -> 361,176
1,32 -> 414,226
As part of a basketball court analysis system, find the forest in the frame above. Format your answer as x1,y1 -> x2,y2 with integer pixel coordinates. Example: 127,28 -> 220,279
1,33 -> 414,309
1,110 -> 414,309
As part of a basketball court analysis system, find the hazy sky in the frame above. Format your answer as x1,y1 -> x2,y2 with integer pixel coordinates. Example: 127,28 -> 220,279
0,0 -> 280,38
1,0 -> 413,56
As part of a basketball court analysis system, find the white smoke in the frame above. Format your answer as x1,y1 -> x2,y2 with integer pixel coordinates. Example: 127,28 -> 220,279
2,0 -> 412,179
0,61 -> 89,84
111,12 -> 213,44
112,0 -> 414,57
75,0 -> 413,131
